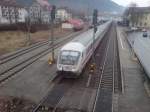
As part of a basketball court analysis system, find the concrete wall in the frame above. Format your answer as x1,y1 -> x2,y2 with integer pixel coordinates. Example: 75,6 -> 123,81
133,37 -> 150,78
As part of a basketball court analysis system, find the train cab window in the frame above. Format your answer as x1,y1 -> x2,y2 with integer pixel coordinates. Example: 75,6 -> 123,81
60,51 -> 81,65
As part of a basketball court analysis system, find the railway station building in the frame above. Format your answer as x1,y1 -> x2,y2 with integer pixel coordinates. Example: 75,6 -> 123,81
124,7 -> 150,28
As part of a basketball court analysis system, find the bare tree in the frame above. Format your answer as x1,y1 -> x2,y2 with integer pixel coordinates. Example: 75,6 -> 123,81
8,6 -> 12,24
38,5 -> 42,24
25,7 -> 32,45
14,7 -> 19,24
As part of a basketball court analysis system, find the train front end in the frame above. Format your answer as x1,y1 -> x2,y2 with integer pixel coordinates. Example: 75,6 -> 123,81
57,42 -> 84,77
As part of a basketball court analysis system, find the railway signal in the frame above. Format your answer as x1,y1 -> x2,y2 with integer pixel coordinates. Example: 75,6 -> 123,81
48,57 -> 53,65
50,5 -> 56,64
89,63 -> 96,73
51,5 -> 56,21
93,9 -> 98,33
92,9 -> 98,63
93,9 -> 98,25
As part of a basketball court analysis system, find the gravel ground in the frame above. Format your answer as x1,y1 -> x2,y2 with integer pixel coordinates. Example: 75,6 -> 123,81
0,96 -> 36,112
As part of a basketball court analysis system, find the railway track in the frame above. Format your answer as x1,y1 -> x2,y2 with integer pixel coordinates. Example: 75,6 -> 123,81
29,23 -> 121,112
30,24 -> 107,112
92,23 -> 122,112
0,31 -> 83,64
30,24 -> 110,112
32,76 -> 75,112
0,40 -> 49,64
87,25 -> 110,89
113,26 -> 122,93
0,31 -> 85,84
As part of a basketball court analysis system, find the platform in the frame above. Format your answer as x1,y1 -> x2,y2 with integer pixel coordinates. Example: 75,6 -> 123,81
116,27 -> 150,112
127,31 -> 150,79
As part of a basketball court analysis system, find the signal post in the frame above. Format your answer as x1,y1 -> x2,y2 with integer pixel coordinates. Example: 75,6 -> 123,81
87,10 -> 98,87
49,5 -> 56,64
91,9 -> 98,71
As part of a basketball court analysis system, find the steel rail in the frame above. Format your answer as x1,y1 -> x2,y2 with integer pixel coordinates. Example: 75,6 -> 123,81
0,41 -> 49,64
92,24 -> 121,112
0,31 -> 84,65
0,41 -> 48,61
32,76 -> 63,112
32,77 -> 74,112
0,31 -> 83,84
92,29 -> 112,112
112,29 -> 117,112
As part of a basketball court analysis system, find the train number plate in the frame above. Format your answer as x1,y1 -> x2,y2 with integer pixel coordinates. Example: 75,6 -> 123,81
65,66 -> 72,70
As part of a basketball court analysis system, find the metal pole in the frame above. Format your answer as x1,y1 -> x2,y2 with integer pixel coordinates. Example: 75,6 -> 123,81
27,8 -> 31,46
49,5 -> 56,63
87,2 -> 90,21
49,13 -> 51,46
92,9 -> 98,63
92,30 -> 95,63
51,19 -> 55,62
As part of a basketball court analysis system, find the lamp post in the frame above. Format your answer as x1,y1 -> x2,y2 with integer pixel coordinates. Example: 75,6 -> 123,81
25,7 -> 31,46
50,5 -> 56,63
92,9 -> 98,63
89,9 -> 98,74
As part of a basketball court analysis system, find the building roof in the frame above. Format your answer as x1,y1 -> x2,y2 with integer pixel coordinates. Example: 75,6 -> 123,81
57,7 -> 72,13
28,1 -> 51,12
61,42 -> 85,52
125,7 -> 150,16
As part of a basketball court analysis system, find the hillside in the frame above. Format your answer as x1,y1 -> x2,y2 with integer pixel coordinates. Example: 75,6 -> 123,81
48,0 -> 124,13
16,0 -> 124,13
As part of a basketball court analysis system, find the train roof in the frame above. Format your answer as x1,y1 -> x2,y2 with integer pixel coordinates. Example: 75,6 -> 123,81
71,21 -> 110,47
61,42 -> 85,52
60,21 -> 111,53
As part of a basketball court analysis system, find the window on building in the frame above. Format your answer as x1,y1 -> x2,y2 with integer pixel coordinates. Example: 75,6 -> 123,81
140,22 -> 142,26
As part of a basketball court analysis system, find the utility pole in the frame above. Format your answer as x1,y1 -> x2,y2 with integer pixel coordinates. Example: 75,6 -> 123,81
89,9 -> 98,75
25,7 -> 31,46
86,2 -> 90,21
50,5 -> 56,63
92,9 -> 98,63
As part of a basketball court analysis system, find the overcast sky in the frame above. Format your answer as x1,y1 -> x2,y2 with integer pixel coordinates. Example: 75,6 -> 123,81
112,0 -> 150,7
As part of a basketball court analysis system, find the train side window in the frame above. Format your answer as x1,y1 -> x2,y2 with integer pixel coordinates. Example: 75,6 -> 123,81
90,44 -> 92,49
82,53 -> 83,57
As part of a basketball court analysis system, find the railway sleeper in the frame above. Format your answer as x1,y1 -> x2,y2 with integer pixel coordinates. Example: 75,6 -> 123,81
101,78 -> 113,82
102,76 -> 113,78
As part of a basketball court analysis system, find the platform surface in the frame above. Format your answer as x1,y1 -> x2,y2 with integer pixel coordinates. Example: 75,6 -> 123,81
117,27 -> 150,112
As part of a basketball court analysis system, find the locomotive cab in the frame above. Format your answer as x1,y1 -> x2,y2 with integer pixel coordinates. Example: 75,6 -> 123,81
56,21 -> 111,78
58,51 -> 81,71
57,42 -> 85,76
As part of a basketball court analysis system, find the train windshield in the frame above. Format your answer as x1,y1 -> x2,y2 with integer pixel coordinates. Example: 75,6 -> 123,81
60,51 -> 80,65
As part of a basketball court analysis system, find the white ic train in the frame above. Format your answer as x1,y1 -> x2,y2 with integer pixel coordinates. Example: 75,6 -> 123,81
57,21 -> 111,77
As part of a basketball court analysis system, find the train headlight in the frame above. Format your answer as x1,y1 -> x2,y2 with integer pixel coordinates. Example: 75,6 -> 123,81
72,66 -> 77,71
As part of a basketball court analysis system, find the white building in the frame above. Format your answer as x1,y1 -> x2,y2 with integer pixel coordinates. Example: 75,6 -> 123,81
0,1 -> 50,25
56,8 -> 72,21
28,2 -> 41,24
0,1 -> 27,24
18,8 -> 28,23
41,10 -> 50,24
0,6 -> 9,24
28,2 -> 50,24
